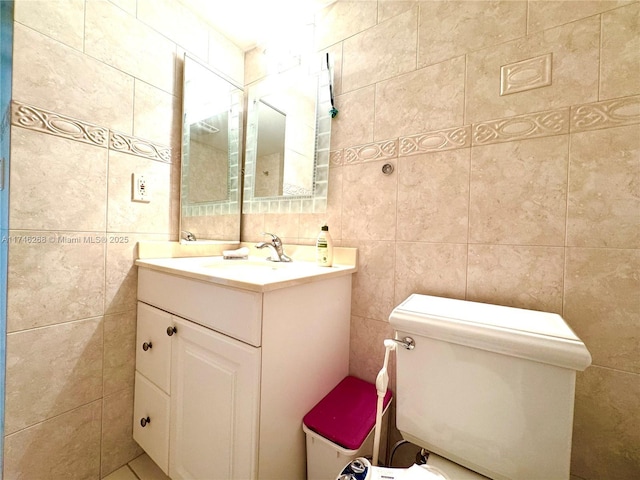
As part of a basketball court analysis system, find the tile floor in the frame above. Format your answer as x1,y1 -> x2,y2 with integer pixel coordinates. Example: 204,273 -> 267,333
104,454 -> 170,480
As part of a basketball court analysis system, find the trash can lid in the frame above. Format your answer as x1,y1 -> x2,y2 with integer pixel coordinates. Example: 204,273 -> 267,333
303,375 -> 393,450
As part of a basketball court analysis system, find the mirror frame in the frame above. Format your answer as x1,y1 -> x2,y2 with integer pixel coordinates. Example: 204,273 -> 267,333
180,54 -> 244,241
242,54 -> 333,214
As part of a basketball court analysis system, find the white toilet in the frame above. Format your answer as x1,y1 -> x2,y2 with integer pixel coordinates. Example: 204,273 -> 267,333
339,294 -> 592,480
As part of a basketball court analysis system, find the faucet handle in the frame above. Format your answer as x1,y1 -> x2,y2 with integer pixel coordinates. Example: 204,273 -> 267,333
261,232 -> 281,246
181,230 -> 196,241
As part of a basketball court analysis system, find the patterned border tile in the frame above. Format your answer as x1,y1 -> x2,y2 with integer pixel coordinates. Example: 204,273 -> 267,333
571,95 -> 640,132
330,150 -> 344,166
500,53 -> 553,96
11,101 -> 108,148
110,131 -> 171,163
399,126 -> 471,156
344,139 -> 397,165
11,100 -> 172,163
472,108 -> 569,146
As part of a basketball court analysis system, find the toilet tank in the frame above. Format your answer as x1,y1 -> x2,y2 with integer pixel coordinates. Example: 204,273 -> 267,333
389,294 -> 591,480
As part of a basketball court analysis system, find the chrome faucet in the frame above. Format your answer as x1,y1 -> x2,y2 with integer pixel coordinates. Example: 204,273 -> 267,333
256,232 -> 292,262
181,230 -> 196,241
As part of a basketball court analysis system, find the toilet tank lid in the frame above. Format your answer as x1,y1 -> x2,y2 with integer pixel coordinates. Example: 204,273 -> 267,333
389,294 -> 592,371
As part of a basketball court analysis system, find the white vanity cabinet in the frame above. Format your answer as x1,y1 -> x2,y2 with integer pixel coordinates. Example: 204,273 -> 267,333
134,303 -> 261,479
133,265 -> 352,480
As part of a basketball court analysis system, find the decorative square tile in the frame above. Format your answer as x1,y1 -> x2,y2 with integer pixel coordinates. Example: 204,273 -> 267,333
500,53 -> 553,96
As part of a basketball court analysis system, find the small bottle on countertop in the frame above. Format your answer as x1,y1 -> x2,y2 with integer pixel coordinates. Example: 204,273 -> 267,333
316,225 -> 333,267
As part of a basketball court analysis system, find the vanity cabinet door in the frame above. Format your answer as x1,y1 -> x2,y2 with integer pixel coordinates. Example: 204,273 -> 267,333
136,302 -> 173,393
169,316 -> 261,480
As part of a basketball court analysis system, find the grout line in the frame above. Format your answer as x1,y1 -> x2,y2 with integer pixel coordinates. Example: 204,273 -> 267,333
126,463 -> 142,480
4,398 -> 102,438
598,13 -> 603,102
462,54 -> 468,127
464,147 -> 472,301
82,0 -> 87,54
561,132 -> 573,318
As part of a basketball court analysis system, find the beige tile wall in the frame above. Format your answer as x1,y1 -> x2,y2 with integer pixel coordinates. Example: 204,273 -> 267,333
242,1 -> 640,478
6,0 -> 637,478
5,0 -> 243,477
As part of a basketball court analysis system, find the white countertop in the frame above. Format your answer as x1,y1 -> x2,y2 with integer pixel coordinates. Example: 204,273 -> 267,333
135,254 -> 357,293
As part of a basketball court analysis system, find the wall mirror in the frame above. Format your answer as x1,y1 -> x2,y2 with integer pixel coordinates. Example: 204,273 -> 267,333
180,54 -> 243,242
243,53 -> 333,214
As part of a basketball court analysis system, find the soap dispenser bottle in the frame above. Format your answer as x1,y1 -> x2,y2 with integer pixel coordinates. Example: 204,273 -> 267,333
316,225 -> 333,267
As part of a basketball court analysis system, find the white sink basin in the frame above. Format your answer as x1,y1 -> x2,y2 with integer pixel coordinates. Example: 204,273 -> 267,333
201,259 -> 287,270
135,256 -> 357,292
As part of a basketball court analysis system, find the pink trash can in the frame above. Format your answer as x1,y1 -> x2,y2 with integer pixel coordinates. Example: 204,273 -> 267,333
302,376 -> 393,480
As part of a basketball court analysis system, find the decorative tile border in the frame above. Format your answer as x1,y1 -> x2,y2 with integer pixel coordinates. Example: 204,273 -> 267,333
344,139 -> 397,165
110,131 -> 171,163
472,108 -> 569,146
12,101 -> 108,148
500,53 -> 553,96
571,95 -> 640,132
11,100 -> 172,162
330,150 -> 344,166
399,126 -> 471,156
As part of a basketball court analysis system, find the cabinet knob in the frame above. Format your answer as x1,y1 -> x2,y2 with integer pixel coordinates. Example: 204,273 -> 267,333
142,341 -> 152,351
140,416 -> 151,427
167,326 -> 177,336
